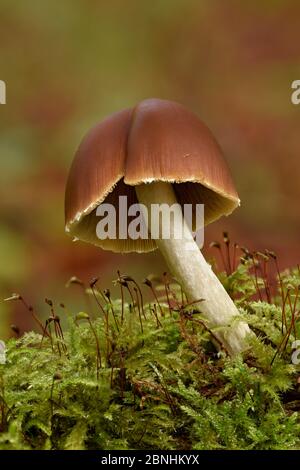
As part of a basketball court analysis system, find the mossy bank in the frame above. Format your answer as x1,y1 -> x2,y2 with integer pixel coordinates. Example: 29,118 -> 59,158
1,251 -> 300,450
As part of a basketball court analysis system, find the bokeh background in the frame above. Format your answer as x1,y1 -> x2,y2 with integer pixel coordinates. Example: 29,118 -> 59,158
0,0 -> 299,338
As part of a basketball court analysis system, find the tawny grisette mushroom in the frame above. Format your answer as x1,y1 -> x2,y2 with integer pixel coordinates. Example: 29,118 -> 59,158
65,98 -> 251,355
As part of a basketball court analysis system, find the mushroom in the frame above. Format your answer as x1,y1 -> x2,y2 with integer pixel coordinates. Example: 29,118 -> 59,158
65,98 -> 251,355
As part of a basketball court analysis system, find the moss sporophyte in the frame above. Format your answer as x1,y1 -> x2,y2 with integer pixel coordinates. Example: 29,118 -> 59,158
1,244 -> 300,450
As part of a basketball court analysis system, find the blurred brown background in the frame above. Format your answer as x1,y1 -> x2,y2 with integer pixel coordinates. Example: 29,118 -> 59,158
0,0 -> 299,338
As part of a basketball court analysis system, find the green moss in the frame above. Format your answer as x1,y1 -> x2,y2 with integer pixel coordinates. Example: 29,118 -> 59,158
1,262 -> 300,450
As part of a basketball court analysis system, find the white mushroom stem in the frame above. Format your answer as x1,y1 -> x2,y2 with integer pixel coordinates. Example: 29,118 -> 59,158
136,181 -> 251,356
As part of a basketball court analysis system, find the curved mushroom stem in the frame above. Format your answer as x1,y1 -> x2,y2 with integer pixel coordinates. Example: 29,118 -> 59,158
136,181 -> 251,356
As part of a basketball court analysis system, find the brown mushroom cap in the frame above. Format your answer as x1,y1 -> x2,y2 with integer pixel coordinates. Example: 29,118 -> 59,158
65,98 -> 239,253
